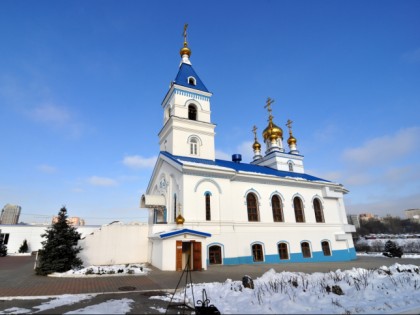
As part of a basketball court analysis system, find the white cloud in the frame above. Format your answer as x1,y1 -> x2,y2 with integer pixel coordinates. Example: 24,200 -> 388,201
37,164 -> 57,174
342,127 -> 420,166
216,141 -> 254,163
29,104 -> 71,124
88,176 -> 118,187
215,149 -> 231,160
122,155 -> 156,169
402,47 -> 420,63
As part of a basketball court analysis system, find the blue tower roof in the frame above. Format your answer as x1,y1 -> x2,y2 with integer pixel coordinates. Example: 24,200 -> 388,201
174,63 -> 209,93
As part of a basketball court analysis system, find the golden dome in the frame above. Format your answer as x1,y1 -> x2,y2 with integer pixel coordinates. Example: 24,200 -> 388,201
262,120 -> 283,141
252,140 -> 261,150
287,135 -> 297,145
176,213 -> 185,225
180,42 -> 191,57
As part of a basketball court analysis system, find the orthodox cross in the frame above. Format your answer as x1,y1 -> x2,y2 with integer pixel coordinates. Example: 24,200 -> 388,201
264,97 -> 274,115
286,119 -> 293,133
183,23 -> 188,43
252,125 -> 258,140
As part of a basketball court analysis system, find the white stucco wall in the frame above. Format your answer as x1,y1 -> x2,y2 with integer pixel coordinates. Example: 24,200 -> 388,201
0,225 -> 100,254
78,222 -> 149,266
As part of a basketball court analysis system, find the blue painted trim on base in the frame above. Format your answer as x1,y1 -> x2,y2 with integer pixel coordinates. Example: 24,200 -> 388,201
222,248 -> 356,265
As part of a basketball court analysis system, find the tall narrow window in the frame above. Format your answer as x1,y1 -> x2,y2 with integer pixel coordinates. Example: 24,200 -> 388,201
247,193 -> 259,222
173,194 -> 177,222
190,138 -> 198,155
278,242 -> 289,260
209,245 -> 222,264
293,197 -> 305,222
322,241 -> 331,256
272,195 -> 284,222
205,193 -> 211,221
301,242 -> 311,258
188,104 -> 197,120
252,244 -> 264,262
314,198 -> 324,223
288,162 -> 294,172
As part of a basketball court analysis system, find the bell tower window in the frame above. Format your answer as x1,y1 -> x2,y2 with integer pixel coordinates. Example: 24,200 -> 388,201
190,137 -> 198,155
188,104 -> 197,120
188,76 -> 197,86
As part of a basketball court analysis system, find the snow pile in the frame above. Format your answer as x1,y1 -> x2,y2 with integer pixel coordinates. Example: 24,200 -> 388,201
159,263 -> 420,314
49,264 -> 150,277
64,298 -> 134,314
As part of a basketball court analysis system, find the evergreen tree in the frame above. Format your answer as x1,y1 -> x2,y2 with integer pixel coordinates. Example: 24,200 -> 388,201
383,240 -> 403,258
35,207 -> 83,275
19,239 -> 29,253
0,234 -> 7,257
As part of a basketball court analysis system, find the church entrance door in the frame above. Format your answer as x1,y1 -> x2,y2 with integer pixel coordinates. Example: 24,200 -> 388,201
175,240 -> 202,271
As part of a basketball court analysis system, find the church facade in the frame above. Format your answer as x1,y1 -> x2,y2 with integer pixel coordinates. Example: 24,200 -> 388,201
141,28 -> 356,271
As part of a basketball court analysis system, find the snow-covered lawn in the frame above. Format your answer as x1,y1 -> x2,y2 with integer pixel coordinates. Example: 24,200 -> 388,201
49,264 -> 150,277
153,263 -> 420,314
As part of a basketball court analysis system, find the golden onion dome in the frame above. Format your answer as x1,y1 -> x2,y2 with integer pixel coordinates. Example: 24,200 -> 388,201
252,140 -> 261,151
287,134 -> 297,145
176,213 -> 185,225
262,121 -> 283,141
180,43 -> 191,57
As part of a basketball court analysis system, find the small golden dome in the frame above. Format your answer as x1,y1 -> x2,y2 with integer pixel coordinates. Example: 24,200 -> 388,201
252,140 -> 261,150
180,43 -> 191,57
176,213 -> 185,225
262,121 -> 283,141
287,135 -> 297,145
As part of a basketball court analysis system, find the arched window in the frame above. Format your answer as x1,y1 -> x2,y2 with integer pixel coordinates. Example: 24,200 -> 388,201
278,242 -> 289,260
301,242 -> 311,258
288,161 -> 294,172
293,196 -> 305,222
188,104 -> 197,120
205,192 -> 211,221
314,198 -> 324,223
190,137 -> 198,155
322,241 -> 331,256
272,195 -> 284,222
209,245 -> 222,264
247,193 -> 259,222
252,244 -> 264,262
188,76 -> 196,86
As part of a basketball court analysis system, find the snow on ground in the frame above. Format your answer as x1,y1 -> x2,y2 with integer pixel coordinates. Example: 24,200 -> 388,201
153,263 -> 420,314
357,252 -> 420,259
49,264 -> 150,277
2,262 -> 420,314
64,298 -> 134,314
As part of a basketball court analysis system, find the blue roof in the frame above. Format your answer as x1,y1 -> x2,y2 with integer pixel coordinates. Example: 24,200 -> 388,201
159,228 -> 212,239
161,151 -> 330,183
174,63 -> 209,92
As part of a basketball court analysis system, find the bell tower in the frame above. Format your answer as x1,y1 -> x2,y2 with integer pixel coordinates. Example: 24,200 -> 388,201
158,24 -> 216,160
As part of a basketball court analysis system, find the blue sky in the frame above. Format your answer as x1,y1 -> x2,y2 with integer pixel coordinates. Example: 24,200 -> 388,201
1,1 -> 419,225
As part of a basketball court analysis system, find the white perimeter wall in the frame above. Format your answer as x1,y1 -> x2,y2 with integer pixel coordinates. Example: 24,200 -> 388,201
78,222 -> 149,266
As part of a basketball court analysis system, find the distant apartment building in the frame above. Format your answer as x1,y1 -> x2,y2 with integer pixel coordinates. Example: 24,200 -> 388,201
347,214 -> 360,229
405,209 -> 420,221
52,216 -> 85,226
359,213 -> 378,221
0,204 -> 21,225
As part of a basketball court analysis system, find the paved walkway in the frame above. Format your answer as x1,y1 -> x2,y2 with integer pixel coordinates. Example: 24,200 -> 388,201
0,255 -> 419,314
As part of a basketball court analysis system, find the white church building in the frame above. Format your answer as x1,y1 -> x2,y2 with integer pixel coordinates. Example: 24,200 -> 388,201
140,27 -> 356,271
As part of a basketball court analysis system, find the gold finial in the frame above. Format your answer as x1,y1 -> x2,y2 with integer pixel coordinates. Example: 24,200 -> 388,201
286,119 -> 297,145
175,202 -> 184,225
180,23 -> 191,57
252,125 -> 261,151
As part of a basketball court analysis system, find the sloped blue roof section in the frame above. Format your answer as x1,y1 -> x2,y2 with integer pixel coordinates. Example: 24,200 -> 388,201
159,228 -> 212,239
161,151 -> 330,182
174,63 -> 209,92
